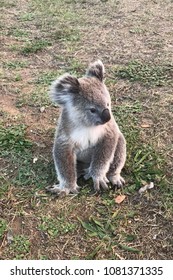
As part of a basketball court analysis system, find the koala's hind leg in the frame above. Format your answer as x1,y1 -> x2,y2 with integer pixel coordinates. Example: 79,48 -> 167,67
107,134 -> 126,188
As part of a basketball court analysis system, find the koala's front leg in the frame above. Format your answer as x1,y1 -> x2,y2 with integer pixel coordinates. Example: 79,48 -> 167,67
47,138 -> 79,196
107,134 -> 126,188
84,137 -> 115,192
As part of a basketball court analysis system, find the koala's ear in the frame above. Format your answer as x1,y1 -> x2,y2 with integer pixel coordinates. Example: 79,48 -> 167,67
50,73 -> 80,105
86,60 -> 105,81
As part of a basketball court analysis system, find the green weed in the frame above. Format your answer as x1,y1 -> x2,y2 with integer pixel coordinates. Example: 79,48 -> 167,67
78,216 -> 116,239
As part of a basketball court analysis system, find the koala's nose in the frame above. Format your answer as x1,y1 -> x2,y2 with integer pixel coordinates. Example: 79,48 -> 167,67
101,109 -> 111,123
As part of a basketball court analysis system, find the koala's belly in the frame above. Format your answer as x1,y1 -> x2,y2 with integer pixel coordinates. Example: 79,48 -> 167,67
76,148 -> 93,163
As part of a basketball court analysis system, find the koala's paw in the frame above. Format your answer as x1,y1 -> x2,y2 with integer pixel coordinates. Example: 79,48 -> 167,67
46,184 -> 79,197
108,174 -> 125,188
84,169 -> 110,192
93,177 -> 110,192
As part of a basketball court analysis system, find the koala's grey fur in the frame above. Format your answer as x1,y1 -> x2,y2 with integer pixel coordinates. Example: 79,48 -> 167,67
48,60 -> 126,196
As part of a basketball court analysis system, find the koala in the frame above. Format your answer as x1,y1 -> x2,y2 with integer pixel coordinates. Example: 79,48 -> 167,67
47,60 -> 126,196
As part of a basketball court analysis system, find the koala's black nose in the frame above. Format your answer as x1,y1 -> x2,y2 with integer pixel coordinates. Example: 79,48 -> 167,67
101,109 -> 111,123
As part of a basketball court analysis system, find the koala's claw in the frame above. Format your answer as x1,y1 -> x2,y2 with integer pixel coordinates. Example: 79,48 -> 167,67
84,170 -> 110,192
108,174 -> 125,188
93,177 -> 110,192
46,184 -> 79,196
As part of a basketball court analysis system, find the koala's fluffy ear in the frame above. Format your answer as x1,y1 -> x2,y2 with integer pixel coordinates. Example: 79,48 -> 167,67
86,60 -> 105,81
50,73 -> 80,105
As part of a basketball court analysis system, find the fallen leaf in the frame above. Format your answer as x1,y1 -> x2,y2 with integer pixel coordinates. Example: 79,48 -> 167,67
141,123 -> 151,128
138,182 -> 154,194
115,194 -> 126,204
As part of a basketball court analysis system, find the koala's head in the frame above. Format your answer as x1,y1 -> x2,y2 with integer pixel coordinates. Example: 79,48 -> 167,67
50,60 -> 111,127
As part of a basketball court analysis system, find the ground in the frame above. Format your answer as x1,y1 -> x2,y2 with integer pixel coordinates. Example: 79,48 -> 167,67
0,0 -> 173,260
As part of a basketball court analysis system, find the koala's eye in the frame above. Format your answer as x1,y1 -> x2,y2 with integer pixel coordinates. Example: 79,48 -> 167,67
90,108 -> 96,113
107,103 -> 109,107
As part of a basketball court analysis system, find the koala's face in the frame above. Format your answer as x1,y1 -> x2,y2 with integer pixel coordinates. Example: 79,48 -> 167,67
51,60 -> 112,127
71,76 -> 111,126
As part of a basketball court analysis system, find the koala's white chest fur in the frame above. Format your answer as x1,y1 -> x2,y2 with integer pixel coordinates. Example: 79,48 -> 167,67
71,125 -> 105,150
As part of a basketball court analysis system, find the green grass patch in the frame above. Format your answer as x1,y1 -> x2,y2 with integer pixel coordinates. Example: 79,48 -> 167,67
66,58 -> 85,76
17,87 -> 51,107
7,28 -> 29,38
78,211 -> 141,259
0,1 -> 16,8
12,153 -> 54,188
114,61 -> 173,86
0,125 -> 32,153
113,102 -> 165,190
17,70 -> 66,107
21,39 -> 52,55
0,123 -> 54,189
10,235 -> 30,259
19,13 -> 35,22
3,61 -> 28,69
35,71 -> 60,85
38,216 -> 76,238
0,183 -> 9,199
52,27 -> 80,42
78,215 -> 116,239
9,44 -> 20,52
1,149 -> 54,190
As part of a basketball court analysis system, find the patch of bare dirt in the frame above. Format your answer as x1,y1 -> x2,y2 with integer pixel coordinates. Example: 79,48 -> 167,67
0,94 -> 20,116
